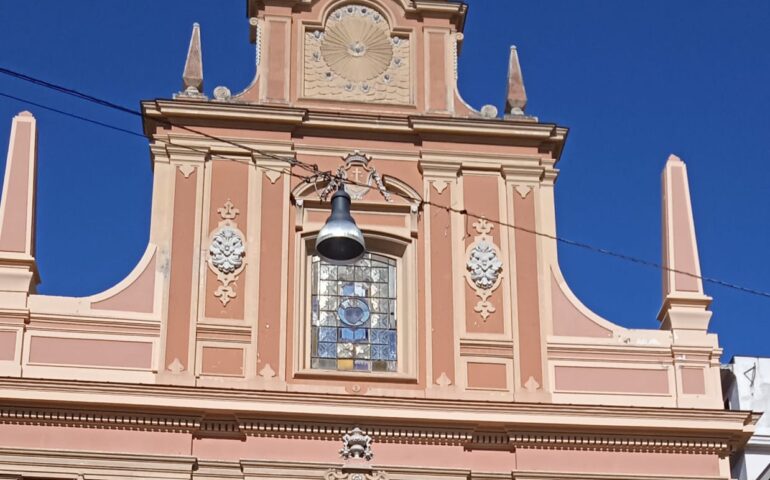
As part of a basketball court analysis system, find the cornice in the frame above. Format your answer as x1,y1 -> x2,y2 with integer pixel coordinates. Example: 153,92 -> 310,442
247,0 -> 468,31
0,402 -> 744,456
0,404 -> 200,432
141,99 -> 307,133
140,100 -> 569,161
410,117 -> 562,141
506,431 -> 729,454
301,111 -> 414,134
0,377 -> 754,451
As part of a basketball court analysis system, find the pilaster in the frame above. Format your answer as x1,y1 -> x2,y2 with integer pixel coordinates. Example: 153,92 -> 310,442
157,145 -> 208,386
419,158 -> 460,397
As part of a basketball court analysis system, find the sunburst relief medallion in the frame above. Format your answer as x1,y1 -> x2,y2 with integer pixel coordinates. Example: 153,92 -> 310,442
320,5 -> 394,82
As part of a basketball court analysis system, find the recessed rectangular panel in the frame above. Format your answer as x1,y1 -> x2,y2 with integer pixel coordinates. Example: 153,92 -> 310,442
555,366 -> 669,395
467,362 -> 508,390
28,336 -> 153,370
0,330 -> 16,361
201,346 -> 245,377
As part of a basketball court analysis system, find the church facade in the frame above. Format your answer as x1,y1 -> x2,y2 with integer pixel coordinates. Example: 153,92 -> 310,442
0,1 -> 755,478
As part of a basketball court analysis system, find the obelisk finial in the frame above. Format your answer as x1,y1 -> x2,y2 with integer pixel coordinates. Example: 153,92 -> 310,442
657,154 -> 712,332
505,45 -> 527,116
176,23 -> 206,99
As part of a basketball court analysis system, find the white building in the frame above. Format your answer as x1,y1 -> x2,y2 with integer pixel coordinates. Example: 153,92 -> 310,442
725,357 -> 770,480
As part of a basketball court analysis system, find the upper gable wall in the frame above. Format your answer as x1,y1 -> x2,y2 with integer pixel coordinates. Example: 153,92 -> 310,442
236,0 -> 476,116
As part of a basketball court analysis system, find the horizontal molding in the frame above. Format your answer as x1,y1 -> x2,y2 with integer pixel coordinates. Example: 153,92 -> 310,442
240,419 -> 473,446
507,431 -> 729,455
512,472 -> 723,480
0,377 -> 754,452
0,404 -> 200,432
140,101 -> 568,160
0,403 -> 747,456
0,447 -> 195,479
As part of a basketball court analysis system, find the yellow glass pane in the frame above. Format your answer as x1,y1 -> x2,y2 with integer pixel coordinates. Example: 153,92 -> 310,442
337,359 -> 354,371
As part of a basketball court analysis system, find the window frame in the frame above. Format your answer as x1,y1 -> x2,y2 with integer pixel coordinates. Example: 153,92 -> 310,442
293,231 -> 419,382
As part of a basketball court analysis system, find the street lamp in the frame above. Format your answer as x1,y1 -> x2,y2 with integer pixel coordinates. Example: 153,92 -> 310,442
315,187 -> 366,264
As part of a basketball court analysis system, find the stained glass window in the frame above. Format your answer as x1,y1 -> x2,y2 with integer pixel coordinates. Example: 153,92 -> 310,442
310,253 -> 397,373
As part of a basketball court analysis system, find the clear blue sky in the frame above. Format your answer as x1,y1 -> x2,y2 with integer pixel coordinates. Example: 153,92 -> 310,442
0,1 -> 768,360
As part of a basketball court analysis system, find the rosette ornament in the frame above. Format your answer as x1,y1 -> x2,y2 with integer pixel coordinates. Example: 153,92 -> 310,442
209,227 -> 245,274
207,200 -> 247,306
464,219 -> 504,320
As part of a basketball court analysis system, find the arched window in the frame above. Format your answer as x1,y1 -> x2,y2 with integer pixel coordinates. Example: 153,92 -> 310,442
310,252 -> 397,372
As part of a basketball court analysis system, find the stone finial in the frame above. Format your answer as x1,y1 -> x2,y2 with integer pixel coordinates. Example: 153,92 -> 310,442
177,23 -> 206,99
0,111 -> 40,293
505,46 -> 527,116
657,154 -> 712,331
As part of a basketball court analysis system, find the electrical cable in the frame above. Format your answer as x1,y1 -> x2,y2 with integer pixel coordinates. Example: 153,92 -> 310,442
0,91 -> 146,138
0,67 -> 320,175
2,69 -> 769,300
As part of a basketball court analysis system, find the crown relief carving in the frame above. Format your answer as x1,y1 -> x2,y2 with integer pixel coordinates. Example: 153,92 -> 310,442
207,200 -> 246,306
465,218 -> 503,320
319,151 -> 392,202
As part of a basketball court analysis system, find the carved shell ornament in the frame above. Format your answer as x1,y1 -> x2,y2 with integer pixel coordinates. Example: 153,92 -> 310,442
320,5 -> 393,83
207,200 -> 246,306
465,219 -> 503,320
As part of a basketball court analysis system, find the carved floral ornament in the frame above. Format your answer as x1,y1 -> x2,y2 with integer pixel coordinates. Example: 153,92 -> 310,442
207,200 -> 246,306
465,218 -> 503,320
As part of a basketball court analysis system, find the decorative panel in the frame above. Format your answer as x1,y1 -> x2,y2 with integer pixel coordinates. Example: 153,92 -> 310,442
303,4 -> 412,105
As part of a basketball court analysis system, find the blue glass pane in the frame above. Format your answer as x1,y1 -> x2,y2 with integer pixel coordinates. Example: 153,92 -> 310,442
385,345 -> 397,360
370,329 -> 387,344
318,343 -> 336,358
372,344 -> 388,360
340,328 -> 367,343
319,327 -> 337,342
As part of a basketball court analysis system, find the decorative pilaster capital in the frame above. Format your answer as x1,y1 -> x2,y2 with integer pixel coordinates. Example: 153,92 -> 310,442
418,158 -> 461,181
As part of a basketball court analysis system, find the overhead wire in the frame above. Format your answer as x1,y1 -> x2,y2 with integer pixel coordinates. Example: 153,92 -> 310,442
0,67 -> 319,175
2,67 -> 769,301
